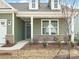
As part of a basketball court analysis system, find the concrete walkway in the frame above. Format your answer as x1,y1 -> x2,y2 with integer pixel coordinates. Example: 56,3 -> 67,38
0,40 -> 28,50
0,44 -> 5,47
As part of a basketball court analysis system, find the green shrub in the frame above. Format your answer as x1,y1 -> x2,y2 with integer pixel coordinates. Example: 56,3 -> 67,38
29,40 -> 33,46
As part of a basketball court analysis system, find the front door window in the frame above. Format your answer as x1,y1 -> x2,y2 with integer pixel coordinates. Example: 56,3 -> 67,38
25,21 -> 31,39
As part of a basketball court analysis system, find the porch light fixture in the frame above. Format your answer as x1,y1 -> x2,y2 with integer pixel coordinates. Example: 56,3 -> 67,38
8,20 -> 12,25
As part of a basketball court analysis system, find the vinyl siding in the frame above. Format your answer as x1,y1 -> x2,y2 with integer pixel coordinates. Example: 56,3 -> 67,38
14,17 -> 25,42
33,18 -> 41,35
59,19 -> 67,35
74,16 -> 79,40
33,18 -> 67,35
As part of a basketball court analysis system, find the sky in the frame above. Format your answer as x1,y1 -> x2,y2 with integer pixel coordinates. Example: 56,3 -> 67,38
6,0 -> 48,3
6,0 -> 79,8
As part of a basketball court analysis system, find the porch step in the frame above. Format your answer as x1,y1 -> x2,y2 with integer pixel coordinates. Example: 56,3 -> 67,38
0,40 -> 28,50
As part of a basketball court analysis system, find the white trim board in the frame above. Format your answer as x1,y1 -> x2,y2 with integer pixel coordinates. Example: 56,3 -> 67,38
12,12 -> 15,43
29,0 -> 39,10
31,16 -> 33,42
51,0 -> 60,10
1,0 -> 16,11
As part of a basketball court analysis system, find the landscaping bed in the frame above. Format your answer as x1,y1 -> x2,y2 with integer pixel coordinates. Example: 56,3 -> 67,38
0,43 -> 79,59
21,43 -> 60,50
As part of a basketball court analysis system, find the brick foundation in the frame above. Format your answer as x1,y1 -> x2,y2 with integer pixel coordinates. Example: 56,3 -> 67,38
5,34 -> 15,44
33,35 -> 68,42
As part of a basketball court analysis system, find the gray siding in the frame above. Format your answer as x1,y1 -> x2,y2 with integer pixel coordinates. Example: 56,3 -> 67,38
33,18 -> 41,35
33,18 -> 67,35
74,16 -> 79,40
14,17 -> 25,42
59,19 -> 67,35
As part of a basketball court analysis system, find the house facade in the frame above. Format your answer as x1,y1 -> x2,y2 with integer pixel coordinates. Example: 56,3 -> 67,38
0,0 -> 79,45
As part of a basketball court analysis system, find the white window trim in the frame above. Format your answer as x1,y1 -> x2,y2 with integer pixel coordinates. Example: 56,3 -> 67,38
1,0 -> 17,11
41,19 -> 59,35
29,0 -> 39,10
49,20 -> 51,35
51,0 -> 60,10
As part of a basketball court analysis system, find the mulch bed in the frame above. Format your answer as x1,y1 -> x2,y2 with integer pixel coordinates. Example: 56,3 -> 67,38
70,56 -> 79,59
0,53 -> 12,55
2,43 -> 14,47
21,43 -> 62,50
0,43 -> 79,59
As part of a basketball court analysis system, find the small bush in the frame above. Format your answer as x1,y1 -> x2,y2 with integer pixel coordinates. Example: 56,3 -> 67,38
70,41 -> 75,47
29,40 -> 33,46
42,39 -> 48,48
56,40 -> 61,47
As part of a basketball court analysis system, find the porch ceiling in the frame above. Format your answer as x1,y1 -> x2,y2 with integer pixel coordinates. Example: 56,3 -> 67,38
20,17 -> 30,21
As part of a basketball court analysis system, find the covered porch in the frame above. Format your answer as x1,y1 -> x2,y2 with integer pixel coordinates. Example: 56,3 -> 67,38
15,11 -> 75,43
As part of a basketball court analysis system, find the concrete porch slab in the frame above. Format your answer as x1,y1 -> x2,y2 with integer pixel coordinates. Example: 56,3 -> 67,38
0,44 -> 5,47
0,40 -> 29,50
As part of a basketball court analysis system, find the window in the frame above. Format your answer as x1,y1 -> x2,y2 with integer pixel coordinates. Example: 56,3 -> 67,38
32,0 -> 35,2
32,0 -> 35,8
42,19 -> 58,35
51,0 -> 60,10
54,0 -> 58,8
51,21 -> 57,34
29,0 -> 38,10
42,21 -> 49,35
32,3 -> 35,8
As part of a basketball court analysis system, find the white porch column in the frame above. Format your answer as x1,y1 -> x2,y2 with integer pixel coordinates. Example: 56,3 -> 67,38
71,16 -> 75,43
49,20 -> 51,35
12,12 -> 15,43
31,16 -> 33,42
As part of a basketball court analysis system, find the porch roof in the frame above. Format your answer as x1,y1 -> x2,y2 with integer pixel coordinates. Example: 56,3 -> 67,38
10,3 -> 61,11
16,11 -> 64,18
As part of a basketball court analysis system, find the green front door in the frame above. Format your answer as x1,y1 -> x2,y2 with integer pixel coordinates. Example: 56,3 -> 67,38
25,21 -> 31,39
